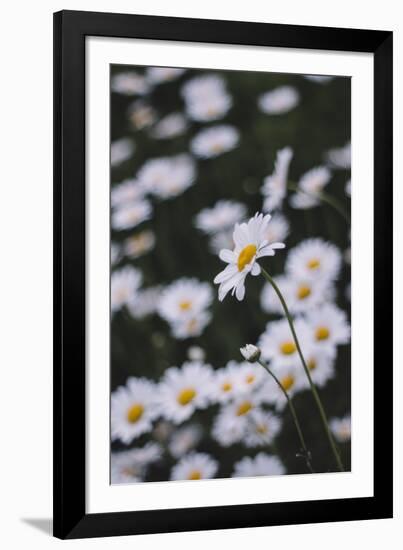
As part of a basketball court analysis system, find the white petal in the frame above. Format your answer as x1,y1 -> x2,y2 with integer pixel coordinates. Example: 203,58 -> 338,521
251,263 -> 261,276
270,242 -> 286,249
235,281 -> 246,301
219,249 -> 236,263
214,264 -> 237,284
257,246 -> 276,258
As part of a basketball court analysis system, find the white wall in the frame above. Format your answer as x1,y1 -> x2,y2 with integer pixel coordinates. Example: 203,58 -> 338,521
0,1 -> 400,548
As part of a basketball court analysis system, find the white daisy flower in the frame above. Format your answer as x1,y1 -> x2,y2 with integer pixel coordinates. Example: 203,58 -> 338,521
243,409 -> 282,448
237,362 -> 266,393
285,238 -> 342,282
111,72 -> 150,96
214,213 -> 285,302
304,75 -> 334,84
305,303 -> 350,354
146,66 -> 185,84
211,395 -> 263,447
232,453 -> 285,477
171,452 -> 218,481
345,179 -> 351,196
190,125 -> 239,159
261,147 -> 293,212
127,286 -> 161,319
302,346 -> 336,388
128,100 -> 157,130
170,310 -> 212,340
168,424 -> 203,459
258,317 -> 311,369
158,362 -> 214,424
158,278 -> 213,325
111,378 -> 160,444
330,414 -> 351,443
187,346 -> 206,362
181,74 -> 226,102
325,142 -> 351,169
208,229 -> 234,254
258,86 -> 299,115
186,91 -> 232,122
111,200 -> 152,231
137,154 -> 196,199
111,178 -> 145,208
256,364 -> 306,411
290,166 -> 332,209
123,230 -> 156,259
111,266 -> 142,313
150,112 -> 187,139
195,200 -> 247,235
111,138 -> 135,167
210,362 -> 244,404
111,443 -> 162,484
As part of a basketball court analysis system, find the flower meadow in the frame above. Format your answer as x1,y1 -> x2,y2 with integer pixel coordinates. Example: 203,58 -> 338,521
110,65 -> 351,484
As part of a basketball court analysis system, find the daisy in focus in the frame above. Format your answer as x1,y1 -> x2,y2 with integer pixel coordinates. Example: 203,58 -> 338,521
232,453 -> 286,477
261,147 -> 293,212
290,166 -> 332,209
190,125 -> 239,158
214,213 -> 285,301
258,86 -> 299,115
170,452 -> 218,481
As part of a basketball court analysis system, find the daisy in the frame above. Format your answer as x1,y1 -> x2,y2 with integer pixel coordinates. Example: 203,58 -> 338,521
146,66 -> 185,84
111,443 -> 162,484
168,424 -> 203,459
181,74 -> 226,102
190,125 -> 239,159
214,213 -> 285,302
186,91 -> 232,122
305,303 -> 350,355
304,75 -> 334,84
232,453 -> 285,477
111,71 -> 150,95
243,409 -> 282,448
111,178 -> 145,208
290,166 -> 332,209
195,200 -> 247,235
111,266 -> 142,313
111,138 -> 135,167
261,147 -> 293,212
111,200 -> 152,231
285,238 -> 342,282
123,230 -> 156,259
210,362 -> 244,404
325,142 -> 351,169
158,362 -> 214,424
127,286 -> 161,319
301,346 -> 336,388
258,317 -> 311,368
128,100 -> 157,130
258,86 -> 299,114
170,452 -> 218,481
211,395 -> 263,446
150,112 -> 187,139
330,414 -> 351,443
256,364 -> 306,411
137,154 -> 196,199
111,378 -> 160,444
237,362 -> 266,394
158,278 -> 213,325
170,310 -> 212,340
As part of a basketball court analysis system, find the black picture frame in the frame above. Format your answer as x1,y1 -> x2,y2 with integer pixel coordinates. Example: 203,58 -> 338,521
53,9 -> 393,539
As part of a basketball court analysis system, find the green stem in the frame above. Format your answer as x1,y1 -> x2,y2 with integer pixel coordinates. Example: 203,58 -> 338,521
288,182 -> 350,224
261,267 -> 344,472
257,359 -> 314,473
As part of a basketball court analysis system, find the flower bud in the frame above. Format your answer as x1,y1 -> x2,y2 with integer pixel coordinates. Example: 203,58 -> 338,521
240,344 -> 261,363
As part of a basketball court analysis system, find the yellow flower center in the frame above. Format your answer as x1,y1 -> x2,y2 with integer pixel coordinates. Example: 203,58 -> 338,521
308,359 -> 317,371
177,388 -> 196,406
127,404 -> 144,424
221,382 -> 232,392
280,341 -> 297,355
307,258 -> 320,270
257,424 -> 268,434
188,469 -> 201,480
237,244 -> 257,272
246,374 -> 255,384
315,326 -> 330,341
297,284 -> 311,300
281,375 -> 295,391
236,401 -> 253,416
179,300 -> 192,311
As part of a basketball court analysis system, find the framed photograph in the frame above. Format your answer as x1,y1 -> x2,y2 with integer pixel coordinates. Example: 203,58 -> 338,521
53,9 -> 393,539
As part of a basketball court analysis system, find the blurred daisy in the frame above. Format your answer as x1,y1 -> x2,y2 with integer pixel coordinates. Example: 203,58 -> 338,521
237,362 -> 266,393
191,125 -> 239,158
171,452 -> 218,481
111,138 -> 135,167
182,74 -> 232,121
214,213 -> 285,302
263,212 -> 290,244
290,166 -> 332,209
345,179 -> 351,196
195,200 -> 247,235
305,303 -> 350,355
111,178 -> 145,208
111,266 -> 142,313
111,378 -> 160,443
170,310 -> 212,339
127,286 -> 161,319
257,364 -> 306,411
302,345 -> 336,388
111,199 -> 152,231
111,71 -> 150,95
243,409 -> 282,448
330,414 -> 351,443
158,278 -> 213,325
304,75 -> 334,84
187,346 -> 206,362
158,362 -> 214,424
169,424 -> 203,459
212,395 -> 263,446
146,66 -> 185,84
258,317 -> 311,368
261,147 -> 293,212
210,362 -> 244,404
124,230 -> 156,259
258,86 -> 299,115
232,453 -> 285,477
285,238 -> 342,282
151,112 -> 187,139
182,74 -> 226,101
111,443 -> 162,484
325,142 -> 351,169
137,154 -> 196,199
128,100 -> 157,130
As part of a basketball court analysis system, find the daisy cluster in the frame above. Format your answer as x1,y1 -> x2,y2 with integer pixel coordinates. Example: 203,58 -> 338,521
110,65 -> 351,482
